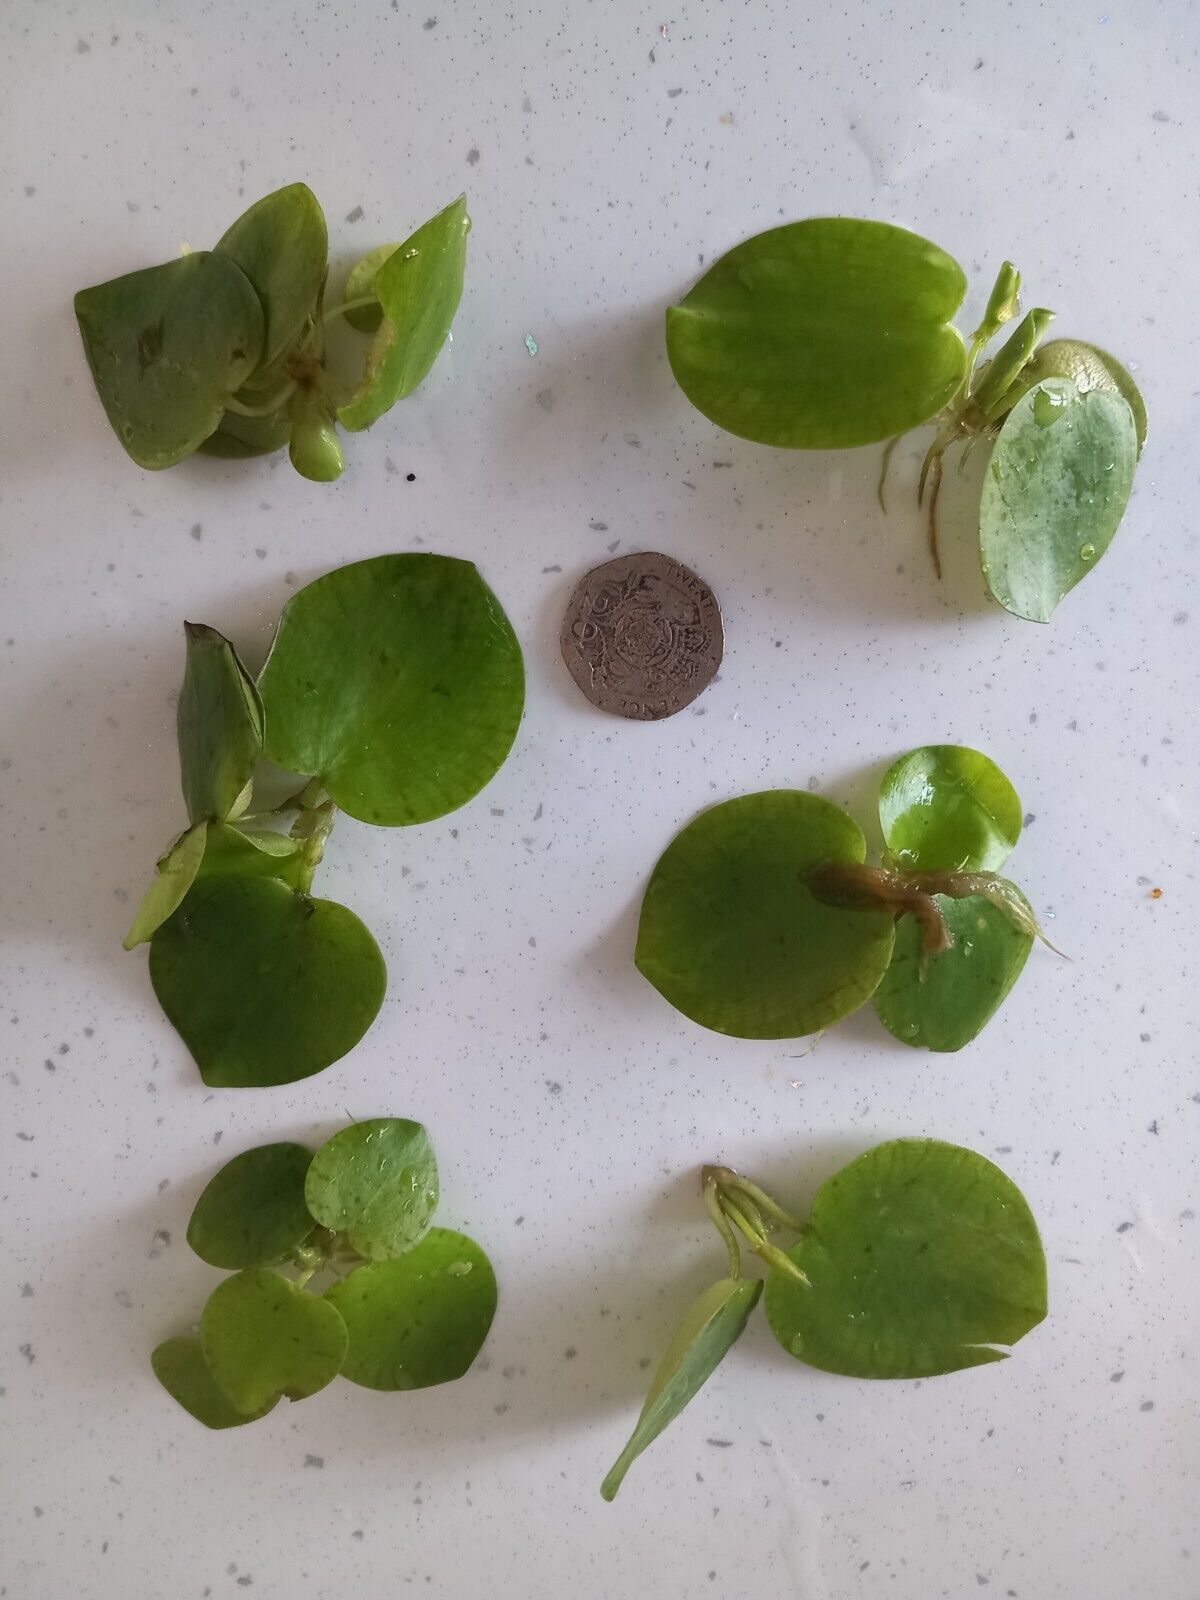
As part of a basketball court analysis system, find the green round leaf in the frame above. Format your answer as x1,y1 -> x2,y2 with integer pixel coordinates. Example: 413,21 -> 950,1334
152,1336 -> 278,1429
122,822 -> 209,950
325,1228 -> 497,1390
980,377 -> 1137,623
305,1118 -> 438,1260
666,217 -> 967,448
148,875 -> 386,1088
187,1142 -> 315,1269
215,183 -> 328,368
75,252 -> 264,469
600,1277 -> 760,1502
764,1139 -> 1047,1378
177,623 -> 264,824
197,402 -> 292,459
879,744 -> 1022,873
1022,338 -> 1146,455
257,554 -> 524,826
342,241 -> 402,333
200,1268 -> 348,1414
873,891 -> 1033,1052
338,194 -> 469,432
196,821 -> 308,889
636,791 -> 895,1039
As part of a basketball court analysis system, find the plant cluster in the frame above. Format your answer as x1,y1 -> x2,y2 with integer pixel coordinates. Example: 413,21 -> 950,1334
601,1139 -> 1046,1498
667,218 -> 1146,621
125,552 -> 524,1086
154,1119 -> 497,1428
75,184 -> 469,481
636,744 -> 1056,1052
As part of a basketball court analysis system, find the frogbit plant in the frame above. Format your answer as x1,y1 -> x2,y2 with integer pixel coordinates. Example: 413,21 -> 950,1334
667,219 -> 1146,621
153,1118 -> 498,1429
74,184 -> 469,482
636,744 -> 1062,1052
124,553 -> 524,1087
601,1140 -> 1047,1499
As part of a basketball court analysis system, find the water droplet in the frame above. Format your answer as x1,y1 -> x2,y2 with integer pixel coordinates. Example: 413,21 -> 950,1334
404,247 -> 419,259
447,1260 -> 472,1276
524,333 -> 539,356
902,1021 -> 920,1038
1080,542 -> 1096,561
1033,387 -> 1066,427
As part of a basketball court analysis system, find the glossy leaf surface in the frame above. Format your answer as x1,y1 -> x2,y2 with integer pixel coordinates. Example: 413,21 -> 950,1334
764,1140 -> 1047,1378
200,1269 -> 348,1414
148,875 -> 385,1087
326,1229 -> 497,1390
873,891 -> 1033,1052
879,745 -> 1022,873
215,183 -> 328,367
338,194 -> 469,431
666,218 -> 967,448
636,791 -> 895,1038
122,822 -> 209,950
152,1336 -> 277,1429
1021,339 -> 1146,455
177,623 -> 264,823
258,554 -> 524,826
980,378 -> 1137,623
601,1277 -> 761,1501
75,252 -> 263,468
305,1118 -> 438,1260
186,1142 -> 315,1269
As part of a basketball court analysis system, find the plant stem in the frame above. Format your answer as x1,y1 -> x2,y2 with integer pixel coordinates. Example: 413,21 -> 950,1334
323,295 -> 380,325
222,380 -> 298,418
719,1173 -> 807,1236
702,1171 -> 743,1279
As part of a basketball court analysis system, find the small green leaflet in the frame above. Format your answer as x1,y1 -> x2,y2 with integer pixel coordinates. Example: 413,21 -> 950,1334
339,195 -> 469,431
763,1139 -> 1047,1378
194,820 -> 307,888
980,378 -> 1137,622
326,1229 -> 497,1390
75,252 -> 264,469
186,1143 -> 315,1270
152,1336 -> 278,1430
200,1268 -> 348,1414
257,554 -> 525,826
601,1278 -> 761,1501
342,241 -> 403,333
879,744 -> 1022,873
148,875 -> 386,1087
305,1119 -> 438,1260
122,822 -> 209,950
177,623 -> 264,824
666,217 -> 967,448
215,183 -> 328,369
873,891 -> 1033,1052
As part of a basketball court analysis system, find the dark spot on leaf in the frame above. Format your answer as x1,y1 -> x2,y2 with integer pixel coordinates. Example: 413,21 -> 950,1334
136,320 -> 165,372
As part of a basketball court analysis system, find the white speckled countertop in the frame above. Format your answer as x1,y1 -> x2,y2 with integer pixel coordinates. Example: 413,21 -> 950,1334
1,3 -> 1197,1597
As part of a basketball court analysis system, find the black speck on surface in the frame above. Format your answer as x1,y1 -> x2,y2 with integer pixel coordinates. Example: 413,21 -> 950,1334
304,1454 -> 324,1468
406,472 -> 416,482
1111,1371 -> 1125,1382
706,1438 -> 732,1448
423,15 -> 437,26
345,205 -> 364,223
467,148 -> 480,165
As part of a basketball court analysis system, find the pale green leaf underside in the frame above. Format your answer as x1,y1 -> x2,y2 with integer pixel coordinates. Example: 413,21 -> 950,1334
200,1268 -> 348,1414
980,378 -> 1137,623
215,182 -> 328,368
326,1229 -> 497,1390
75,251 -> 264,469
177,623 -> 264,824
879,744 -> 1023,874
764,1139 -> 1047,1378
601,1277 -> 761,1501
257,553 -> 524,826
636,790 -> 895,1038
343,241 -> 403,333
1021,339 -> 1146,455
873,891 -> 1033,1052
305,1118 -> 438,1261
666,217 -> 967,448
123,821 -> 209,949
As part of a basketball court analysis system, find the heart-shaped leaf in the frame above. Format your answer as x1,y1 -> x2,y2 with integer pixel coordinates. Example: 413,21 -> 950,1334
177,623 -> 264,823
152,1336 -> 278,1429
305,1118 -> 438,1260
979,377 -> 1137,623
764,1139 -> 1047,1378
1020,338 -> 1146,455
195,821 -> 308,888
872,890 -> 1033,1052
187,1142 -> 315,1269
636,791 -> 895,1038
215,183 -> 328,369
879,745 -> 1022,873
123,822 -> 209,950
666,218 -> 967,448
325,1229 -> 497,1390
200,1268 -> 348,1414
75,252 -> 264,468
338,194 -> 469,431
601,1277 -> 761,1501
148,874 -> 386,1087
341,241 -> 403,333
257,553 -> 524,826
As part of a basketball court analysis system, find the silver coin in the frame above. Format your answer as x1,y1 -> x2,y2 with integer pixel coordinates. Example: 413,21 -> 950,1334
559,551 -> 723,720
